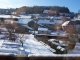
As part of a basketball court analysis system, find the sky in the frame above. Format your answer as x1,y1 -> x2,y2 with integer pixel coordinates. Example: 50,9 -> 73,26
0,0 -> 79,13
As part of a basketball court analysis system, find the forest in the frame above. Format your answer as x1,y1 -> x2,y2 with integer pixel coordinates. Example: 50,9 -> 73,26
0,6 -> 70,14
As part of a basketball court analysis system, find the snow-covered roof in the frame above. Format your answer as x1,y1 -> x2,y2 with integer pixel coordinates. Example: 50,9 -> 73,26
19,15 -> 31,19
55,16 -> 63,19
50,31 -> 67,37
17,18 -> 32,24
33,14 -> 40,16
38,27 -> 48,31
37,19 -> 55,24
55,20 -> 63,24
0,34 -> 6,39
43,10 -> 49,13
76,19 -> 80,21
23,25 -> 33,30
62,21 -> 70,26
0,15 -> 17,18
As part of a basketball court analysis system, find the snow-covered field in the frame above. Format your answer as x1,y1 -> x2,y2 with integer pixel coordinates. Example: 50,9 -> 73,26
0,34 -> 55,55
1,33 -> 80,56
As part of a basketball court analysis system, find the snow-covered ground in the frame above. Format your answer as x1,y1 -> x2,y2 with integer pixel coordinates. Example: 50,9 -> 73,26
20,34 -> 55,54
68,43 -> 80,54
0,34 -> 55,55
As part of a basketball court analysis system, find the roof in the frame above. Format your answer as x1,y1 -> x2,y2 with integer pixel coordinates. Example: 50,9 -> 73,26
62,21 -> 70,26
17,18 -> 32,24
19,15 -> 31,19
37,19 -> 55,24
38,27 -> 48,31
0,15 -> 17,18
55,20 -> 63,24
43,10 -> 49,13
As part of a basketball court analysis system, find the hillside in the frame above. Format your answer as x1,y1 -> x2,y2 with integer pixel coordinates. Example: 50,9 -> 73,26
16,6 -> 70,14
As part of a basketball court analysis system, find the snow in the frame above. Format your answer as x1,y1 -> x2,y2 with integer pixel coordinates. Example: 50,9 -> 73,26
19,15 -> 31,19
76,25 -> 80,31
37,19 -> 63,25
48,39 -> 68,47
0,52 -> 16,55
0,28 -> 8,32
37,20 -> 55,24
17,18 -> 32,24
61,48 -> 65,51
55,16 -> 63,19
51,32 -> 58,36
48,39 -> 56,42
43,10 -> 49,13
76,18 -> 80,21
62,21 -> 70,26
68,43 -> 80,54
3,41 -> 20,46
0,34 -> 55,55
22,34 -> 54,54
0,34 -> 6,39
0,15 -> 17,18
54,20 -> 63,24
28,54 -> 80,57
29,31 -> 38,34
38,27 -> 48,31
57,46 -> 62,49
51,31 -> 67,37
23,25 -> 33,30
0,40 -> 4,47
0,48 -> 19,54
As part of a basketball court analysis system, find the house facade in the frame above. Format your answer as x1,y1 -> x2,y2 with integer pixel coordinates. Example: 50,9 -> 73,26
38,27 -> 49,34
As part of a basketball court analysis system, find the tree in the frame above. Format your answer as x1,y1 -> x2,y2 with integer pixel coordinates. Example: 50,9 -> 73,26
65,26 -> 76,50
62,17 -> 69,23
14,6 -> 27,16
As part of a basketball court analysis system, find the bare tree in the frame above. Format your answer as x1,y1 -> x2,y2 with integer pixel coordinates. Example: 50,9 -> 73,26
65,26 -> 76,50
14,6 -> 26,16
62,17 -> 69,23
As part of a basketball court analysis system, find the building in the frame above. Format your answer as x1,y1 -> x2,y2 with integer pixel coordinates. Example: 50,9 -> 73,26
43,10 -> 57,16
37,19 -> 54,25
60,13 -> 70,17
38,27 -> 49,34
62,21 -> 76,34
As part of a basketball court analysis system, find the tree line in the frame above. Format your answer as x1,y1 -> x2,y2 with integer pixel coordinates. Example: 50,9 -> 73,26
15,6 -> 70,14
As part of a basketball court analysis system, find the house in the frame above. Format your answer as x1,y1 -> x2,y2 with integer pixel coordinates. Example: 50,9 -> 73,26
43,10 -> 49,14
11,12 -> 17,15
62,21 -> 76,34
60,13 -> 70,17
43,10 -> 56,16
62,21 -> 71,30
78,12 -> 80,19
17,18 -> 32,25
18,15 -> 32,19
38,27 -> 49,34
48,10 -> 56,16
0,15 -> 18,24
37,19 -> 54,25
